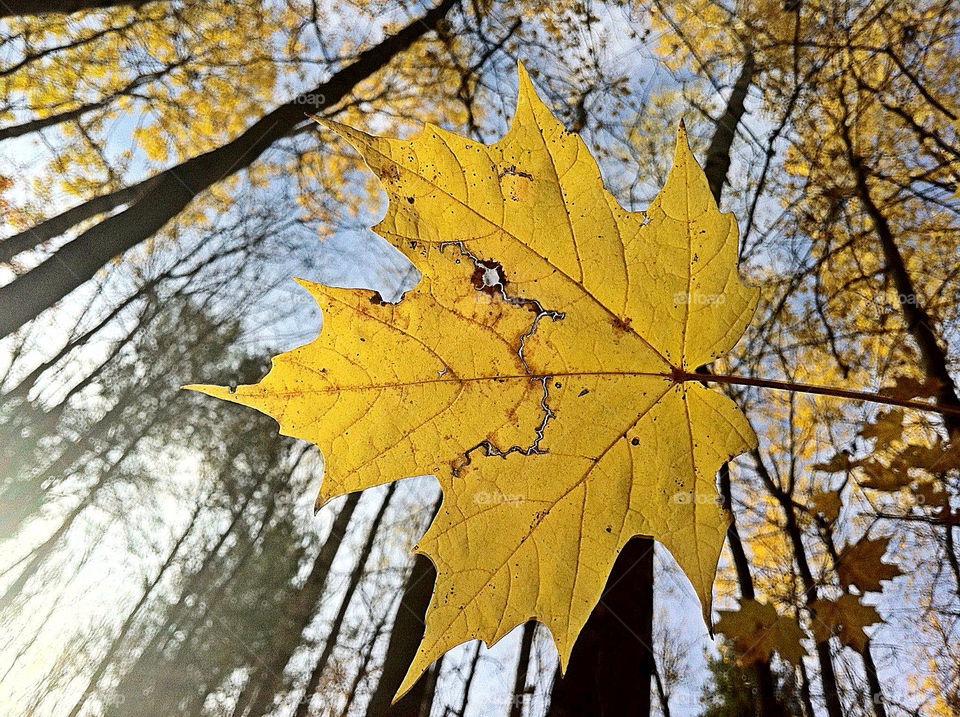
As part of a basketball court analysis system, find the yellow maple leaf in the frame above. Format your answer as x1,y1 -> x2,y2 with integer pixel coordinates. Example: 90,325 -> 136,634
836,536 -> 903,593
808,490 -> 843,523
810,594 -> 881,651
857,457 -> 911,491
186,62 -> 758,697
715,599 -> 807,666
858,408 -> 905,445
879,375 -> 943,401
812,451 -> 854,473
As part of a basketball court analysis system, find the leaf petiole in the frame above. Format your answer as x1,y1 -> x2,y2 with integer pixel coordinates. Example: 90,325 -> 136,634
674,370 -> 960,418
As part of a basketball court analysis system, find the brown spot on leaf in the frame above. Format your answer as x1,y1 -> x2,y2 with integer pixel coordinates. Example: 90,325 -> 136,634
471,260 -> 507,296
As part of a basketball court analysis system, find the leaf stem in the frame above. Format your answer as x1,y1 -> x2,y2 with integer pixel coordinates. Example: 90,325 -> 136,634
676,370 -> 960,418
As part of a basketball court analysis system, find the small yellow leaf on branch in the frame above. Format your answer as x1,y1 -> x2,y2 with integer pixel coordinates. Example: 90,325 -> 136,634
836,536 -> 903,593
715,599 -> 807,666
810,594 -> 880,651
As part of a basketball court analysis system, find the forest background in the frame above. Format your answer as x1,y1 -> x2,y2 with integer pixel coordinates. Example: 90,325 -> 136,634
1,1 -> 959,715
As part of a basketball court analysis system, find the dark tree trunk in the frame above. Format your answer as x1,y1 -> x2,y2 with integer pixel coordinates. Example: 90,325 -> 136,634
703,52 -> 783,717
546,52 -> 757,717
294,485 -> 397,717
0,0 -> 460,339
838,92 -> 960,606
416,656 -> 443,717
367,555 -> 437,717
232,492 -> 362,717
703,52 -> 755,205
365,554 -> 437,716
797,654 -> 816,717
718,464 -> 782,716
862,640 -> 887,717
546,536 -> 654,717
781,499 -> 844,717
0,0 -> 150,17
652,660 -> 670,717
365,495 -> 440,717
0,177 -> 160,265
839,114 -> 960,437
509,621 -> 536,717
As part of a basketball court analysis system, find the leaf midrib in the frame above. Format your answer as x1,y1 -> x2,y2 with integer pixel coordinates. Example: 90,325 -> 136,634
237,370 -> 679,396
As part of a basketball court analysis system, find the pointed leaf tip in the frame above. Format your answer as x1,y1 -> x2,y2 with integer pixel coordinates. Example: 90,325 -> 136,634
313,493 -> 326,515
674,120 -> 693,154
182,383 -> 231,400
312,116 -> 359,145
515,58 -> 537,95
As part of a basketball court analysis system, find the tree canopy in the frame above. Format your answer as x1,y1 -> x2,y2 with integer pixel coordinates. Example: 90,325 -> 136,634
1,1 -> 960,715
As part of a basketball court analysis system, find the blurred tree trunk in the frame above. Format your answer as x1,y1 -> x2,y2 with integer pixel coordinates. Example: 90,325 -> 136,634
66,500 -> 204,716
455,643 -> 482,716
417,656 -> 443,717
294,484 -> 397,717
862,640 -> 887,717
366,499 -> 441,717
0,0 -> 149,17
0,398 -> 175,610
338,608 -> 392,717
232,491 -> 362,717
107,485 -> 278,712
